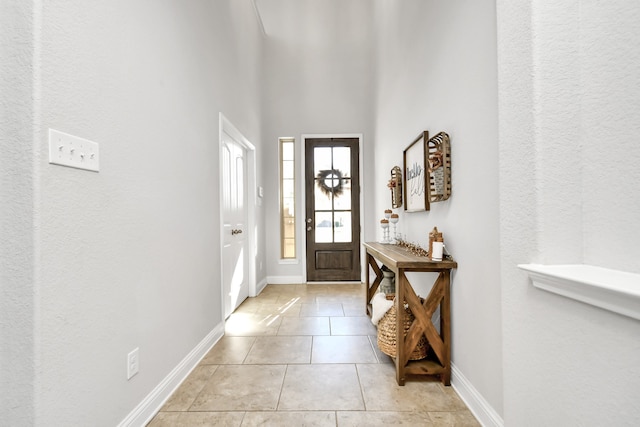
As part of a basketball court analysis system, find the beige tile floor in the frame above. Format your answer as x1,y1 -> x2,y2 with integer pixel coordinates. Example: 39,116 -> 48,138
148,283 -> 480,426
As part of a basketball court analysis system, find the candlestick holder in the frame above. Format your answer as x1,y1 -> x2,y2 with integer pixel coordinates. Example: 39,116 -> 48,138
380,218 -> 390,243
389,213 -> 399,242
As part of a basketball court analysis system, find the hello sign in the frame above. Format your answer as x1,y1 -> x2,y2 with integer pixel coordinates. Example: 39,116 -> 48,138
403,131 -> 451,212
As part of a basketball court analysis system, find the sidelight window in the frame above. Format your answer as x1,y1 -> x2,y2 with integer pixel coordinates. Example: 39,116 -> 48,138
280,138 -> 296,259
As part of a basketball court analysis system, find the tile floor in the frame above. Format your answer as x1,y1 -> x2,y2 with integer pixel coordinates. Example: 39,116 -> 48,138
147,283 -> 480,426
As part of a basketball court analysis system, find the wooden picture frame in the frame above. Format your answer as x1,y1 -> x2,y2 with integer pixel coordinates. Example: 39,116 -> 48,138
403,131 -> 429,212
426,132 -> 452,203
389,166 -> 403,208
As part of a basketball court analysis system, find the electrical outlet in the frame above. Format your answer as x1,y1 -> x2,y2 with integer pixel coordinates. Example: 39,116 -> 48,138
48,128 -> 100,172
127,348 -> 139,380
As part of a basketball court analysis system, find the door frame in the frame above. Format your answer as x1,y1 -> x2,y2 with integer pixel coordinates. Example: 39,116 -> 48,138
301,133 -> 365,283
219,113 -> 258,319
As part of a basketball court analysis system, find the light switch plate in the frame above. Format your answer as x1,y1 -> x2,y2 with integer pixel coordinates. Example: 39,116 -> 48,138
127,347 -> 139,380
49,129 -> 100,172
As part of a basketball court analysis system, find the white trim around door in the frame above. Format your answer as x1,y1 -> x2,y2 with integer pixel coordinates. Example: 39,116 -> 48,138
219,113 -> 258,315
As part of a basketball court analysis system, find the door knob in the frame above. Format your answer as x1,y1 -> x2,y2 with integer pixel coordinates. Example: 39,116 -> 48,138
306,218 -> 313,223
307,226 -> 313,232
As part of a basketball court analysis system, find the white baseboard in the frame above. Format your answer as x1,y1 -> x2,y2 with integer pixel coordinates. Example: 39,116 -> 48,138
266,275 -> 304,285
117,323 -> 224,427
451,363 -> 503,427
256,277 -> 268,295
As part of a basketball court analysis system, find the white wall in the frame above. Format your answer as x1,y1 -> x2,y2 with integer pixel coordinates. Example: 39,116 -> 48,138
0,2 -> 37,425
1,0 -> 264,425
581,2 -> 640,270
498,1 -> 640,425
260,0 -> 376,280
373,0 -> 503,422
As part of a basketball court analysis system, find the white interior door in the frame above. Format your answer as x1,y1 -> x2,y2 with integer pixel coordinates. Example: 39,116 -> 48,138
221,130 -> 249,319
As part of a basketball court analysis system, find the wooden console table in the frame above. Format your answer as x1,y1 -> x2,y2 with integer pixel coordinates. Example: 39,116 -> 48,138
364,242 -> 457,386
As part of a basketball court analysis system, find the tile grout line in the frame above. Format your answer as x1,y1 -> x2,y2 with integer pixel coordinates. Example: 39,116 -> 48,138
183,364 -> 220,413
354,363 -> 368,412
241,336 -> 258,365
367,335 -> 382,364
274,363 -> 289,411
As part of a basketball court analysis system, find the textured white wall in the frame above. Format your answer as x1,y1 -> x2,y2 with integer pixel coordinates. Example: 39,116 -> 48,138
373,0 -> 503,419
0,2 -> 37,425
2,0 -> 264,425
260,0 -> 376,279
498,1 -> 640,425
581,2 -> 640,272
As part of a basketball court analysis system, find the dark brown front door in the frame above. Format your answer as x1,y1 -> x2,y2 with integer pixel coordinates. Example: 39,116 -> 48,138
305,138 -> 361,281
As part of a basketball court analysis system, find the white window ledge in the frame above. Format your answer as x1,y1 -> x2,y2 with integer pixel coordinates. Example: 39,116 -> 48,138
518,264 -> 640,321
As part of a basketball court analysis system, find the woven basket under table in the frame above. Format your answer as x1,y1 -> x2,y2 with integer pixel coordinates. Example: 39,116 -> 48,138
377,294 -> 429,361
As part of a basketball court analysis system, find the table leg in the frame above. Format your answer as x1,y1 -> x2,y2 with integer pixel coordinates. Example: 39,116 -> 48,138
365,253 -> 383,316
395,269 -> 406,385
441,269 -> 451,385
365,255 -> 371,315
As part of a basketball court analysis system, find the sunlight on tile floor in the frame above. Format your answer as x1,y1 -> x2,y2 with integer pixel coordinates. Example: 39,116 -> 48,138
147,283 -> 479,426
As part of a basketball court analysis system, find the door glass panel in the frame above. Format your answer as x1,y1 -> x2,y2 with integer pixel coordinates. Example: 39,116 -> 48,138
334,211 -> 352,242
313,144 -> 354,244
314,185 -> 332,211
332,146 -> 351,177
314,147 -> 332,176
323,172 -> 340,190
333,179 -> 351,210
315,211 -> 333,243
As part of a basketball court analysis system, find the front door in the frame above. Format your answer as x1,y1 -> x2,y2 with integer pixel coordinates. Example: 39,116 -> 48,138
221,131 -> 249,318
305,138 -> 361,281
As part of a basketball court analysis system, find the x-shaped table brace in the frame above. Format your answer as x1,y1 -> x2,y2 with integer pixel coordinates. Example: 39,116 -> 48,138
366,248 -> 453,386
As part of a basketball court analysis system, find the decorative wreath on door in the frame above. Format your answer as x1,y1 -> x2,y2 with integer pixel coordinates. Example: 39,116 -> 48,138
316,169 -> 345,197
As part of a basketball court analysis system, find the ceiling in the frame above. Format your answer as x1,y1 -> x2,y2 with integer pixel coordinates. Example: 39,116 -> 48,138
253,0 -> 373,43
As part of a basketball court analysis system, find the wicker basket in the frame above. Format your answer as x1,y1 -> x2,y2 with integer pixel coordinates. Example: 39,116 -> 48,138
377,294 -> 429,360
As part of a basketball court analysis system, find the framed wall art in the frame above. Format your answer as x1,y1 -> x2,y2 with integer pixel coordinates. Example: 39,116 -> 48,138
389,166 -> 403,208
426,132 -> 451,203
403,131 -> 429,212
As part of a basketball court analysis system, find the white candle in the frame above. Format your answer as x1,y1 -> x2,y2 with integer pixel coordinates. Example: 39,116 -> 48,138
431,242 -> 444,261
